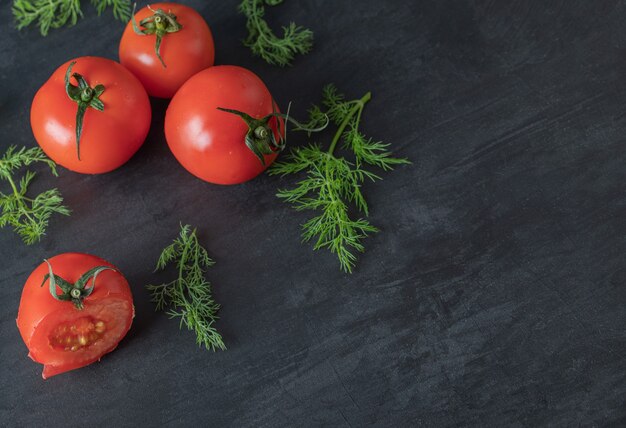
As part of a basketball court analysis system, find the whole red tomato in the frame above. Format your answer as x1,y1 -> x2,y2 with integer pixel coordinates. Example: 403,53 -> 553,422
31,57 -> 151,174
119,2 -> 215,98
17,253 -> 134,379
164,65 -> 284,185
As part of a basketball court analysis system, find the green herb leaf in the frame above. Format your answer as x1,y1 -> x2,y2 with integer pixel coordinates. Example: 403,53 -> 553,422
269,85 -> 410,273
239,0 -> 313,66
146,224 -> 225,351
12,0 -> 130,36
90,0 -> 130,21
0,146 -> 70,245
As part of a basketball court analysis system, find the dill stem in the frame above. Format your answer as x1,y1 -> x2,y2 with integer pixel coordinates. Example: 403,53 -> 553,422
327,92 -> 371,155
5,173 -> 36,225
6,173 -> 19,196
176,232 -> 202,308
252,9 -> 270,46
177,237 -> 191,306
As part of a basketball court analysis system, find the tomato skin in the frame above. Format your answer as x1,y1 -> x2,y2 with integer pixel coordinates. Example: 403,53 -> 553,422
16,253 -> 134,379
31,57 -> 151,174
164,65 -> 283,185
119,2 -> 215,98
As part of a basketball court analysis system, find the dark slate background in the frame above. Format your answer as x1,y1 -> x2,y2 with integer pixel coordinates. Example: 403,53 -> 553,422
1,1 -> 625,426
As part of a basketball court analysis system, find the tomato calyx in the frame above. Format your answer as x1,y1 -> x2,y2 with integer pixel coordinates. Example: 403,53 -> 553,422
217,104 -> 329,165
65,61 -> 105,161
40,260 -> 116,310
131,4 -> 183,68
216,107 -> 284,165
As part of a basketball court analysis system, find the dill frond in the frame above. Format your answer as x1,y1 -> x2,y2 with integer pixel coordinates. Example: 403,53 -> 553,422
146,224 -> 225,351
270,85 -> 410,273
90,0 -> 131,21
12,0 -> 130,36
0,146 -> 70,245
239,0 -> 314,66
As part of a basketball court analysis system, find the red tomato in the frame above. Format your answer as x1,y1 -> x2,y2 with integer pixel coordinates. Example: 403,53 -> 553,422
119,2 -> 215,98
16,253 -> 134,379
164,65 -> 283,185
31,57 -> 151,174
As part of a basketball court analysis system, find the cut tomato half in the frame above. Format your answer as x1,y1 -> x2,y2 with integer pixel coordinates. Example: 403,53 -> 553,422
17,253 -> 134,379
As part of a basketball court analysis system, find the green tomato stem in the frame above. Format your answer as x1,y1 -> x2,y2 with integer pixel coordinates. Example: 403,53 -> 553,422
131,4 -> 182,68
41,261 -> 115,310
64,61 -> 106,161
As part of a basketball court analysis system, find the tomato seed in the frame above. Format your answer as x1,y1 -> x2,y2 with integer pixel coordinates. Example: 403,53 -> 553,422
49,317 -> 106,351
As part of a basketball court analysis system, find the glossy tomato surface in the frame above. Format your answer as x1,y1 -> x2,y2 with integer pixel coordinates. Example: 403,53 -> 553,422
17,253 -> 134,379
31,57 -> 151,174
119,2 -> 215,98
164,65 -> 283,185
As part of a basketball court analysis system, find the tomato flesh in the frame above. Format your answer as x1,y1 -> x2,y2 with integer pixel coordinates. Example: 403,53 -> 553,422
29,299 -> 132,377
48,316 -> 106,351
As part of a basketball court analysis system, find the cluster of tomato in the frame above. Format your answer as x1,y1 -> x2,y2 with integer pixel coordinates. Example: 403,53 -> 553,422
32,2 -> 282,183
18,2 -> 283,379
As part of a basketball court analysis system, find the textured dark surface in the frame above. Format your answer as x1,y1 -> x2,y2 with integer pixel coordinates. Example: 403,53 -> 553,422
1,1 -> 625,426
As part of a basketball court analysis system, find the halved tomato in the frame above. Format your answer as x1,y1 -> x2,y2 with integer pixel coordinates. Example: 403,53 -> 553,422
16,253 -> 134,379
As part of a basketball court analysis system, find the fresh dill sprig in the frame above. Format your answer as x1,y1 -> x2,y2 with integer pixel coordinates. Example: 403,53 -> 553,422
239,0 -> 313,66
269,85 -> 410,273
146,224 -> 225,351
0,146 -> 70,245
12,0 -> 82,36
12,0 -> 131,36
90,0 -> 131,21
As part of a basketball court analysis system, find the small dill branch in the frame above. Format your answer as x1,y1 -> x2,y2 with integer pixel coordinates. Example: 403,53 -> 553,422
0,146 -> 70,245
239,0 -> 313,66
269,85 -> 410,273
90,0 -> 131,21
146,224 -> 225,351
12,0 -> 131,36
